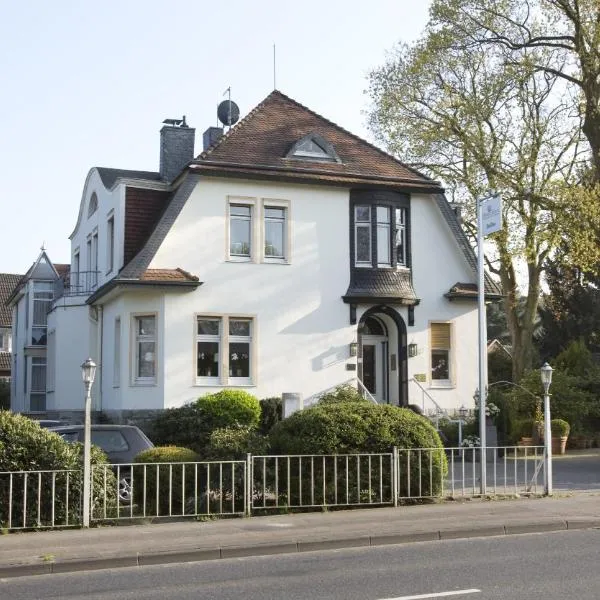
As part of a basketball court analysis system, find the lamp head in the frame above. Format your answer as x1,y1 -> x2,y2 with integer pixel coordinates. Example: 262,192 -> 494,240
540,362 -> 553,394
81,358 -> 97,385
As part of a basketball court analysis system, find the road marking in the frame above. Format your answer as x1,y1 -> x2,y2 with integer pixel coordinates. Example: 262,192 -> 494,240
379,590 -> 481,600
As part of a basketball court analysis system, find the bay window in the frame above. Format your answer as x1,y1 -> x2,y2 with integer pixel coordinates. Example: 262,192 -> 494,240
134,315 -> 156,384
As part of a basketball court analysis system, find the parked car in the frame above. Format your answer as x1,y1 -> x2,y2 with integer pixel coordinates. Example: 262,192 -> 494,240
35,419 -> 68,429
48,424 -> 154,502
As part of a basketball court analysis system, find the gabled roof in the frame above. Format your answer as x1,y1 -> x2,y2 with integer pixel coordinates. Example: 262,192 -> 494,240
192,90 -> 439,189
0,352 -> 11,372
0,273 -> 21,327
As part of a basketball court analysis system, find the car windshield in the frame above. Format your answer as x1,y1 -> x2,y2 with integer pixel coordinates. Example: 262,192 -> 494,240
58,431 -> 80,443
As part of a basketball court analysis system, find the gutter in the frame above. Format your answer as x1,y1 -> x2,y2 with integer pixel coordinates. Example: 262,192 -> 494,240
87,279 -> 202,305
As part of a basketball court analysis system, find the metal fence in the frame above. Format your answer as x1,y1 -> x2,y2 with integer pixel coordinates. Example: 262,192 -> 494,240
0,470 -> 81,530
0,447 -> 547,530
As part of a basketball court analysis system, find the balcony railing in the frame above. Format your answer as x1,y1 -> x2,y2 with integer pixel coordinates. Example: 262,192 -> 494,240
54,271 -> 100,299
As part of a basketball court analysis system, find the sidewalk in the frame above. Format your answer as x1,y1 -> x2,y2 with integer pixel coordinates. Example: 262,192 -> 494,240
1,493 -> 599,578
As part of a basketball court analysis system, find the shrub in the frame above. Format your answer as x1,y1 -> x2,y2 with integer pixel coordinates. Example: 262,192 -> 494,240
197,389 -> 261,430
259,397 -> 282,435
0,380 -> 9,410
151,389 -> 261,454
133,446 -> 200,515
0,411 -> 116,527
207,426 -> 268,460
551,419 -> 570,437
317,384 -> 367,405
269,402 -> 447,498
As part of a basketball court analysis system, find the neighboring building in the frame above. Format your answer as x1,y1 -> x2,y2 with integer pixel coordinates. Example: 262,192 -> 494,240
12,90 -> 499,421
0,273 -> 22,381
6,253 -> 68,412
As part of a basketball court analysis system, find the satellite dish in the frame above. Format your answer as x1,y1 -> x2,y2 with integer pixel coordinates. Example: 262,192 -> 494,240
217,100 -> 240,127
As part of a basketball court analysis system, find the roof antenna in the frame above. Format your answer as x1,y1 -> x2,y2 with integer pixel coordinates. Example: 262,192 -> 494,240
273,44 -> 276,90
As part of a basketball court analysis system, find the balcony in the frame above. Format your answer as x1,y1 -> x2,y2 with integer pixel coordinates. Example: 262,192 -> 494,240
54,271 -> 100,299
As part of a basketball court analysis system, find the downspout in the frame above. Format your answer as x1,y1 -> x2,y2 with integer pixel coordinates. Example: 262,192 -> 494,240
97,305 -> 103,413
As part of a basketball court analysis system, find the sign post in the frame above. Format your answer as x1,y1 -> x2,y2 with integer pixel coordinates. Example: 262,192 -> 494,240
477,192 -> 501,495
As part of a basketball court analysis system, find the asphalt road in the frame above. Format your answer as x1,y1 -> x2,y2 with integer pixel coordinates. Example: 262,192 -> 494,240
2,528 -> 599,599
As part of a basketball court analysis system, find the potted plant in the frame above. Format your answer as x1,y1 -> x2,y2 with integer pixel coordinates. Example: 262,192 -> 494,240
551,419 -> 570,455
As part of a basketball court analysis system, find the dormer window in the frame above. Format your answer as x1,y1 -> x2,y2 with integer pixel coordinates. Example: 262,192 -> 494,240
287,133 -> 341,163
88,192 -> 98,218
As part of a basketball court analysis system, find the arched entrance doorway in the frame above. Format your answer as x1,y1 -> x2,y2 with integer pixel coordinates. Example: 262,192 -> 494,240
358,306 -> 408,406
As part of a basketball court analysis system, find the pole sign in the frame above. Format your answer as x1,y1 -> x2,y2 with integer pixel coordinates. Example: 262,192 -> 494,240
481,193 -> 502,236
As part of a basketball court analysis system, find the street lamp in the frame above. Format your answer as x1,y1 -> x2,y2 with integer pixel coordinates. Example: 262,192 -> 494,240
81,358 -> 97,527
541,362 -> 553,496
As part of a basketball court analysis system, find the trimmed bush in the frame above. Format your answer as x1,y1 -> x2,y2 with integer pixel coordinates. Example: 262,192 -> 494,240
207,426 -> 268,460
133,446 -> 200,515
0,411 -> 116,527
269,402 -> 447,498
259,397 -> 283,435
151,390 -> 261,454
317,384 -> 367,405
551,419 -> 570,437
197,389 -> 260,430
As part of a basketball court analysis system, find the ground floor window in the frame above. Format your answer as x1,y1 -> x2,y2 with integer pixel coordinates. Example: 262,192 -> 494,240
430,322 -> 452,386
196,315 -> 254,385
29,356 -> 46,412
133,315 -> 156,384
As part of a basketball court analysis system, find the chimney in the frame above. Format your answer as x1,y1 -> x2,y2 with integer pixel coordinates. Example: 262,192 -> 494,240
159,116 -> 195,183
203,126 -> 223,151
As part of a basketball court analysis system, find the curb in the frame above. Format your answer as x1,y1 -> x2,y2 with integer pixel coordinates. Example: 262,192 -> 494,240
1,519 -> 599,579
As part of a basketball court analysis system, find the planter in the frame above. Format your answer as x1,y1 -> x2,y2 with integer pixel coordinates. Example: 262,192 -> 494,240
552,436 -> 568,455
519,437 -> 534,447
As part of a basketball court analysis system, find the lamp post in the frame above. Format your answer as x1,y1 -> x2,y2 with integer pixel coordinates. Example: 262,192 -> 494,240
541,362 -> 553,496
81,358 -> 97,527
458,404 -> 468,447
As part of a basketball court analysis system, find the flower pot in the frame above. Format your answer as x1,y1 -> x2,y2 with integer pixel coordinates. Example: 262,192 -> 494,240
552,436 -> 568,455
519,437 -> 534,447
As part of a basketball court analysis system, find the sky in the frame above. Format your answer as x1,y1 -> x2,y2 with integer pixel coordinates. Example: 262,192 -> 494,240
0,1 -> 431,274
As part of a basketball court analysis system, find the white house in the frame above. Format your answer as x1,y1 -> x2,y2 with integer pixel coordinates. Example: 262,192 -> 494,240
11,91 -> 499,422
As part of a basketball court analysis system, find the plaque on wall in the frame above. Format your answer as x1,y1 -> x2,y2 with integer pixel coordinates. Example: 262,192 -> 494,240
414,373 -> 427,383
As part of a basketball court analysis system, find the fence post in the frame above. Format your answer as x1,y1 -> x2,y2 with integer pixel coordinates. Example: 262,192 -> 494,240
245,453 -> 252,517
392,446 -> 398,507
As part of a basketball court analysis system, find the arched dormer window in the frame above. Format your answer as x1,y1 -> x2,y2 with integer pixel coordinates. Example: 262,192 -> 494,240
286,133 -> 341,163
88,192 -> 98,218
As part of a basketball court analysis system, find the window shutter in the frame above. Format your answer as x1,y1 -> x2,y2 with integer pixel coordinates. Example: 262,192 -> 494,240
431,323 -> 451,349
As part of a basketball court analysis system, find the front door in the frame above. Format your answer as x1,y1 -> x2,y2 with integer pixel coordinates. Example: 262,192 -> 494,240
361,335 -> 389,403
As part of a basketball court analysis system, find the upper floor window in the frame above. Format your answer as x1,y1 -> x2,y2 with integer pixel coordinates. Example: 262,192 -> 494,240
32,282 -> 53,346
88,192 -> 98,218
286,133 -> 341,163
0,330 -> 10,352
264,207 -> 286,260
353,204 -> 409,269
355,206 -> 372,266
230,204 -> 252,259
107,215 -> 115,274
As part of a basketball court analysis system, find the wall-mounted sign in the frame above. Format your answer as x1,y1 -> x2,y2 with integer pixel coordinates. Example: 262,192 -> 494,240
346,363 -> 357,371
414,373 -> 427,383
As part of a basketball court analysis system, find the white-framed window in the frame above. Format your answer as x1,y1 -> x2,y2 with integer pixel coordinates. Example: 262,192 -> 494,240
107,215 -> 115,274
228,318 -> 252,383
376,206 -> 391,267
396,208 -> 407,266
114,317 -> 121,387
31,281 -> 53,346
263,205 -> 287,261
195,315 -> 255,385
229,204 -> 253,259
196,317 -> 221,384
354,205 -> 372,266
133,315 -> 156,384
88,192 -> 98,218
92,231 -> 98,287
72,249 -> 80,293
430,322 -> 452,386
47,329 -> 56,392
29,356 -> 46,412
0,329 -> 9,352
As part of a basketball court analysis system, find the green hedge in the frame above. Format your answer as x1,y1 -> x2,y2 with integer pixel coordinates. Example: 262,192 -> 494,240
207,426 -> 268,460
0,412 -> 116,527
258,397 -> 282,435
269,402 -> 447,499
197,389 -> 260,430
317,384 -> 367,405
133,446 -> 200,515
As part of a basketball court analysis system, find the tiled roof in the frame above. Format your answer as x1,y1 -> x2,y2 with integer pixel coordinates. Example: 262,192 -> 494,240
0,352 -> 11,372
54,264 -> 70,278
344,270 -> 419,305
193,90 -> 438,188
445,282 -> 502,300
97,168 -> 161,190
140,268 -> 199,282
0,273 -> 22,327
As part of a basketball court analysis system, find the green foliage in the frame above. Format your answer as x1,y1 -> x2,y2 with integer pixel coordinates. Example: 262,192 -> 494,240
151,389 -> 261,454
551,419 -> 570,437
258,397 -> 283,435
488,348 -> 513,385
553,340 -> 595,377
0,381 -> 9,411
0,411 -> 116,528
196,389 -> 260,430
207,426 -> 268,460
317,384 -> 368,405
133,446 -> 200,515
269,402 -> 447,497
